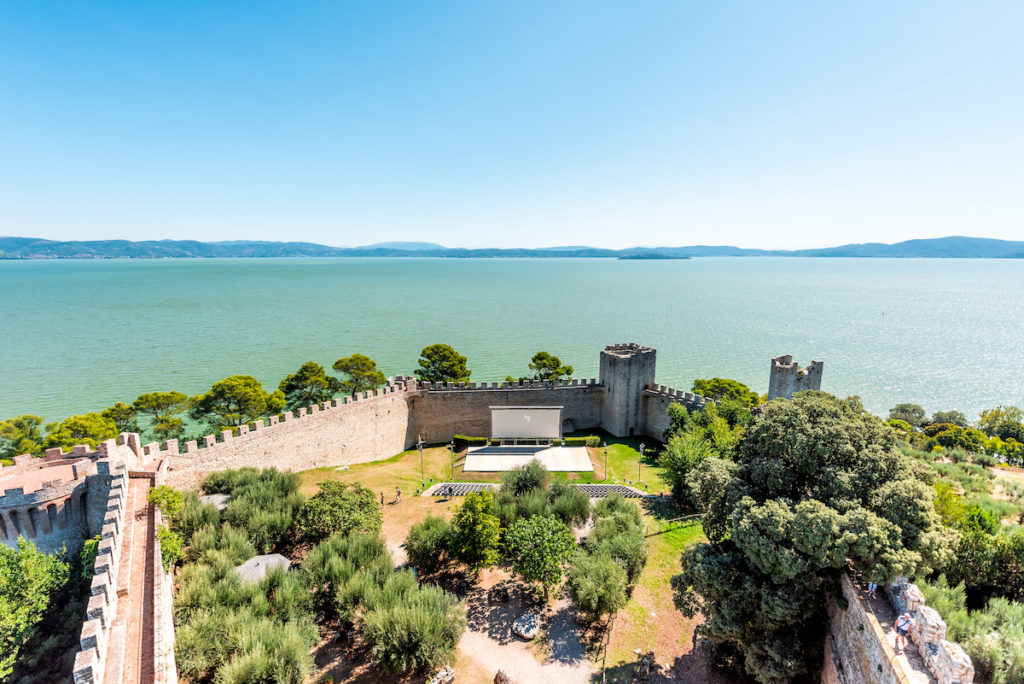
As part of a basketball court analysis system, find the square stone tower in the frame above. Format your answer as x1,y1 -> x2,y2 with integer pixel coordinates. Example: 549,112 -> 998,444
767,355 -> 823,400
599,343 -> 656,437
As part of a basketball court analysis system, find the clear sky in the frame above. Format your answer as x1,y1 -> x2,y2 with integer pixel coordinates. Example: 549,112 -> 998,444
1,1 -> 1021,249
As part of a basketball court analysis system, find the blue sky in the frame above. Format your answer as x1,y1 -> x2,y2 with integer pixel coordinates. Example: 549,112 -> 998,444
1,1 -> 1021,249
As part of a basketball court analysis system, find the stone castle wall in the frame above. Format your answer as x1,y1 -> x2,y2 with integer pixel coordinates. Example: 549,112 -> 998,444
823,573 -> 973,684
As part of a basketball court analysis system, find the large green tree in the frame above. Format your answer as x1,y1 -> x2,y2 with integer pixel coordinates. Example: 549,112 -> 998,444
503,515 -> 575,599
0,415 -> 44,460
889,402 -> 927,428
43,413 -> 117,450
978,406 -> 1024,442
297,481 -> 382,543
133,391 -> 189,441
450,490 -> 500,573
566,552 -> 628,622
189,375 -> 286,429
528,351 -> 573,381
0,539 -> 70,678
692,378 -> 759,409
101,402 -> 139,434
279,361 -> 342,409
671,392 -> 954,684
332,354 -> 386,398
414,344 -> 470,384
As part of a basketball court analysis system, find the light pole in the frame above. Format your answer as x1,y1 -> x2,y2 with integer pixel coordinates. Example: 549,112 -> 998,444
417,436 -> 425,486
602,441 -> 608,482
638,442 -> 645,482
449,441 -> 455,481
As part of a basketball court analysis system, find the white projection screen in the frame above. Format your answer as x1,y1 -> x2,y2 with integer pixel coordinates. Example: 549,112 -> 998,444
490,406 -> 563,439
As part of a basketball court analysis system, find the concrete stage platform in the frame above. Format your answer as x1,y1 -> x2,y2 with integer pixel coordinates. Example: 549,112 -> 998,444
462,445 -> 593,472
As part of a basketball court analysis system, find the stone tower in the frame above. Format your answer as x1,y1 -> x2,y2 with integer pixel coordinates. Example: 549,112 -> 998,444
599,343 -> 656,437
767,355 -> 823,400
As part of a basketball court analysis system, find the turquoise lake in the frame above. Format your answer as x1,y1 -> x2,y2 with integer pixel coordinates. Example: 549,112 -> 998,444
1,257 -> 1022,423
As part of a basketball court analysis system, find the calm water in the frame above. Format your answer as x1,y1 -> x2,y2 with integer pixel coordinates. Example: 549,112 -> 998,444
1,257 -> 1022,423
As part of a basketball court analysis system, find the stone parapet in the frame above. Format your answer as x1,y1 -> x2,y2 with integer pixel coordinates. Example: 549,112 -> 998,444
72,462 -> 129,684
888,580 -> 974,684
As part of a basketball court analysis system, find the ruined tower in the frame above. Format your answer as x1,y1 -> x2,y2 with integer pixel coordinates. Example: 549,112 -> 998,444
767,355 -> 823,400
599,343 -> 656,437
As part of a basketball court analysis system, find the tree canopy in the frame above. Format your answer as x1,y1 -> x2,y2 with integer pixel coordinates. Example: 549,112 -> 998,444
414,344 -> 470,384
449,490 -> 500,572
279,361 -> 342,409
43,413 -> 117,450
332,354 -> 386,398
978,406 -> 1024,442
691,377 -> 759,409
101,402 -> 139,434
189,375 -> 286,429
889,402 -> 927,428
671,392 -> 954,684
297,481 -> 382,543
528,351 -> 573,381
0,415 -> 44,459
0,539 -> 69,678
502,514 -> 575,598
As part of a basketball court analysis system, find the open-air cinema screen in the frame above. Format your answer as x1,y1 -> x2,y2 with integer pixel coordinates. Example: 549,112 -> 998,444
490,406 -> 562,439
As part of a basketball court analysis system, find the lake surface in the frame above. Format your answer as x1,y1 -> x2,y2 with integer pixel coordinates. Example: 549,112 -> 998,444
1,257 -> 1022,423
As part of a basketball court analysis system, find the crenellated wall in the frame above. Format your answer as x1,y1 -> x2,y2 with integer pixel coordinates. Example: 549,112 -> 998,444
643,384 -> 714,439
72,462 -> 129,684
823,573 -> 973,684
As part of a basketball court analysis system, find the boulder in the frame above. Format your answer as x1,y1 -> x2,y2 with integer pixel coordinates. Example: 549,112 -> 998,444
494,670 -> 515,684
512,612 -> 540,640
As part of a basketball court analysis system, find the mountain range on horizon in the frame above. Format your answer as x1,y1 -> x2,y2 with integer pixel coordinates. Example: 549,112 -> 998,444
1,235 -> 1023,260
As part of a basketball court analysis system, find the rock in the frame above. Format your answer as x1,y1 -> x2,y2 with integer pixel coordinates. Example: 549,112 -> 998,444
427,665 -> 455,684
512,612 -> 540,640
494,670 -> 515,684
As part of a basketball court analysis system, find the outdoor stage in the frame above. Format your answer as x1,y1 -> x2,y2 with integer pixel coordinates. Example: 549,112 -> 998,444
462,444 -> 594,472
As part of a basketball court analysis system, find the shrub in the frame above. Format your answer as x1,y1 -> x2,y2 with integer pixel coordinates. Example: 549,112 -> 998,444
585,515 -> 647,584
157,524 -> 184,571
302,533 -> 391,619
549,481 -> 591,527
147,485 -> 184,518
187,523 -> 255,565
453,434 -> 489,447
78,535 -> 100,579
405,515 -> 452,573
562,436 -> 600,447
216,469 -> 304,553
297,481 -> 382,544
361,584 -> 466,674
567,552 -> 629,622
450,491 -> 500,572
176,492 -> 220,541
500,460 -> 549,496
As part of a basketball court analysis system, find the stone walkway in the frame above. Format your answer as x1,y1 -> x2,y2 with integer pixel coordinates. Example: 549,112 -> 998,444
104,475 -> 156,684
858,584 -> 936,684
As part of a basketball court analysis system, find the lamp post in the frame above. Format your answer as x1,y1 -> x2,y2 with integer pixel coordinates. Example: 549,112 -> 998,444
417,436 -> 425,486
602,441 -> 608,482
638,442 -> 645,482
449,441 -> 455,481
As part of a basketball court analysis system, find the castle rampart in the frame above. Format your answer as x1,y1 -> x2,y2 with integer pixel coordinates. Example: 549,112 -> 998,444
768,354 -> 823,400
823,573 -> 973,684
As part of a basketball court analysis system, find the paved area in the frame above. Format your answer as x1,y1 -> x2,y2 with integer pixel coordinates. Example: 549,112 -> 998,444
464,446 -> 593,472
104,475 -> 156,684
423,482 -> 651,498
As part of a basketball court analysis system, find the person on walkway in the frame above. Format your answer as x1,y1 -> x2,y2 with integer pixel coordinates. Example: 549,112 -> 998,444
395,486 -> 401,503
380,491 -> 385,506
894,612 -> 913,652
868,581 -> 878,598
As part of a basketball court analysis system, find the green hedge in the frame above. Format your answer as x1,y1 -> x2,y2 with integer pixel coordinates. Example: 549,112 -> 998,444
562,436 -> 600,447
453,435 -> 489,447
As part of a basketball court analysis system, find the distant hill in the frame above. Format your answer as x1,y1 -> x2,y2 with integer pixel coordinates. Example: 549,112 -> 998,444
1,235 -> 1022,259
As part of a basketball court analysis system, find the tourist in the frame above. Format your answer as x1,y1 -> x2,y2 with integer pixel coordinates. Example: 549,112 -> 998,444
380,491 -> 384,506
868,581 -> 878,598
395,486 -> 401,503
894,613 -> 913,652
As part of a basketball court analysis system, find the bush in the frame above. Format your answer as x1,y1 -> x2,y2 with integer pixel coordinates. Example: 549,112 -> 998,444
297,481 -> 382,544
549,481 -> 591,527
176,492 -> 220,541
215,468 -> 304,553
405,516 -> 452,573
453,434 -> 488,447
562,436 -> 600,447
361,584 -> 466,674
501,460 -> 549,496
157,524 -> 184,571
301,533 -> 391,619
585,515 -> 647,584
147,485 -> 183,518
502,515 -> 576,598
567,552 -> 629,622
